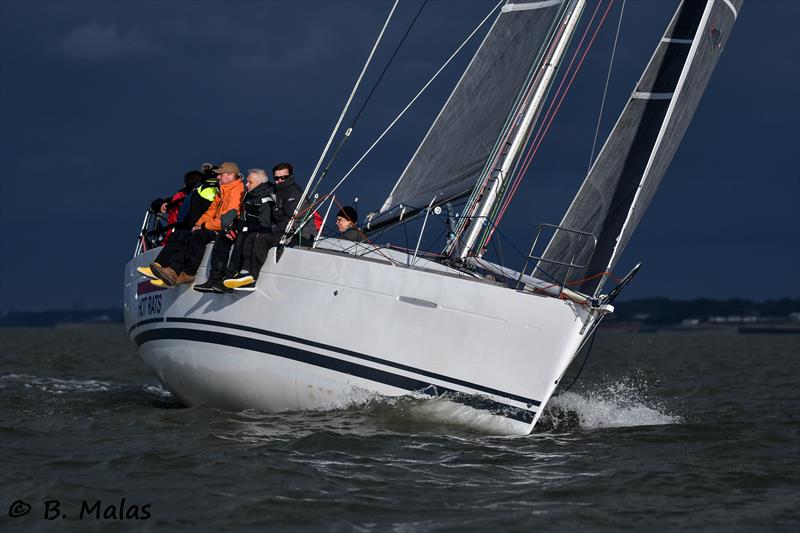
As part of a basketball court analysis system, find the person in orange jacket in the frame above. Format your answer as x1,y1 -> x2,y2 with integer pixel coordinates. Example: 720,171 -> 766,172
150,162 -> 245,286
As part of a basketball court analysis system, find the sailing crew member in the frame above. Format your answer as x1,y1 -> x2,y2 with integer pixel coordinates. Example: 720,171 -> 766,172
150,162 -> 245,287
195,169 -> 276,293
223,162 -> 315,290
334,206 -> 364,242
149,170 -> 203,245
138,167 -> 220,281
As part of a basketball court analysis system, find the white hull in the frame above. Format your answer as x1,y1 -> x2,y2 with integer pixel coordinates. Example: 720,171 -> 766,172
124,243 -> 598,435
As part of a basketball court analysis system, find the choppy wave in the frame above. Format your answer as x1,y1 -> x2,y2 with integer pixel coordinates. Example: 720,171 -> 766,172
0,373 -> 175,403
216,377 -> 681,440
0,373 -> 117,394
0,371 -> 678,434
307,378 -> 680,434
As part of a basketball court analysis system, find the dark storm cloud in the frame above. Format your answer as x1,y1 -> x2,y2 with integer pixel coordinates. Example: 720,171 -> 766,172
58,21 -> 160,61
0,0 -> 797,311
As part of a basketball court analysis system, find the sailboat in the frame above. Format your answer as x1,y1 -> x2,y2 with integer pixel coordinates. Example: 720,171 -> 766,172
124,0 -> 741,435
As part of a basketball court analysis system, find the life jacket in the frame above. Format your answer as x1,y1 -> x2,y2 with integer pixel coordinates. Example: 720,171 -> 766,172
177,179 -> 218,227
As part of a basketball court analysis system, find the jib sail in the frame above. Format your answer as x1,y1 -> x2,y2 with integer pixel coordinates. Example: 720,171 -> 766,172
538,0 -> 741,296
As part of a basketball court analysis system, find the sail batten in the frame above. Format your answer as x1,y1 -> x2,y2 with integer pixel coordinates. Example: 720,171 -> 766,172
380,0 -> 567,214
538,0 -> 741,296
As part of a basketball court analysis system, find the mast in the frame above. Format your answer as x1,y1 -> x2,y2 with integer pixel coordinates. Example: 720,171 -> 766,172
449,0 -> 586,260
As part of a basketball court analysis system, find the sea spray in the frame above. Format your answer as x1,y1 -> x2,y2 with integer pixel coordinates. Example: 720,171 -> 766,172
541,373 -> 681,430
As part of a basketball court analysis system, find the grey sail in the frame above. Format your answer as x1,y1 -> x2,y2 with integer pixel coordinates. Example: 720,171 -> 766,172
380,0 -> 567,214
537,0 -> 741,296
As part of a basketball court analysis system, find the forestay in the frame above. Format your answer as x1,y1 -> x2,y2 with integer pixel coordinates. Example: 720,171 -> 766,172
538,0 -> 741,296
380,0 -> 567,213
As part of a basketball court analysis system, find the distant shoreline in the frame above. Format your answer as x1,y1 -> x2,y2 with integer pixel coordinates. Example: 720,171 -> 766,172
0,308 -> 122,328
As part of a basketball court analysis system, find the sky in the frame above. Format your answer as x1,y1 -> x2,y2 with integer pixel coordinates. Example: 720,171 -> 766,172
0,0 -> 797,311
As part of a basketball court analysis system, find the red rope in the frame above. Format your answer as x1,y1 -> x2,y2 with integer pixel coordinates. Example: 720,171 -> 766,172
487,0 -> 616,245
455,3 -> 576,246
534,270 -> 624,296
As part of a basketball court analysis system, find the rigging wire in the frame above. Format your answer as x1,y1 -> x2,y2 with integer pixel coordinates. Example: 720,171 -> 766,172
562,328 -> 597,392
282,0 -> 399,243
477,0 -> 608,253
486,0 -> 617,245
447,2 -> 569,252
588,0 -> 626,169
325,0 -> 506,199
308,0 -> 430,200
352,0 -> 429,130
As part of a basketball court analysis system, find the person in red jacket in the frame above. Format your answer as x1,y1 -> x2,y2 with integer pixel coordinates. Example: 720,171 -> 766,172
149,170 -> 203,244
151,162 -> 245,287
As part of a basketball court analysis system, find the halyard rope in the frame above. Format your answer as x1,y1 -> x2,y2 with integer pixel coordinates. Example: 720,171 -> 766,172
476,0 -> 609,253
485,0 -> 617,249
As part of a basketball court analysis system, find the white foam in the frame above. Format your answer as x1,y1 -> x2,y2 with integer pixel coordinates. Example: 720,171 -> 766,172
403,395 -> 523,435
141,383 -> 174,399
548,378 -> 681,429
306,387 -> 525,435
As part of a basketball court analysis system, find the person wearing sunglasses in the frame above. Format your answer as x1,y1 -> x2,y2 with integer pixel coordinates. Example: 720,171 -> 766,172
224,162 -> 315,291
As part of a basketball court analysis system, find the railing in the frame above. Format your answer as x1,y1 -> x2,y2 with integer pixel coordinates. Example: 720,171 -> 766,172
516,223 -> 597,297
312,194 -> 335,249
133,210 -> 170,258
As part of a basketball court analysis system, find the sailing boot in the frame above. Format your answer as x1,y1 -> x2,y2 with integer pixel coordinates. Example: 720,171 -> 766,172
194,279 -> 230,294
233,280 -> 256,292
175,272 -> 196,285
150,263 -> 178,287
137,265 -> 157,279
223,271 -> 255,289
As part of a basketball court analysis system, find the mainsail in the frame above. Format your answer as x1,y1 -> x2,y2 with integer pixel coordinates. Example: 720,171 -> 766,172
380,0 -> 568,214
538,0 -> 741,296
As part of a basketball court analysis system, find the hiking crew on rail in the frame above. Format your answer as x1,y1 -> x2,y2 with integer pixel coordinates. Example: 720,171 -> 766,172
140,161 -> 328,293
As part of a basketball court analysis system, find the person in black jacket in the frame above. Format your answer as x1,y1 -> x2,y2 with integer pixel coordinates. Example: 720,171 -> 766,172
195,169 -> 275,293
223,162 -> 314,291
139,167 -> 220,284
335,206 -> 364,242
148,170 -> 203,245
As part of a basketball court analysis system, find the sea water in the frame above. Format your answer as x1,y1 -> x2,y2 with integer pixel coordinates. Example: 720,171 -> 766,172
0,325 -> 797,531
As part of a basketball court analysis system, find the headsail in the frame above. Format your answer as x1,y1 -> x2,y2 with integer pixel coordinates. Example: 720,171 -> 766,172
538,0 -> 741,296
380,0 -> 568,214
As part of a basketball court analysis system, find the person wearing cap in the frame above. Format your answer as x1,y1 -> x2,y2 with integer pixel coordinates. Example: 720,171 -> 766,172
335,206 -> 363,242
195,169 -> 276,293
150,161 -> 245,287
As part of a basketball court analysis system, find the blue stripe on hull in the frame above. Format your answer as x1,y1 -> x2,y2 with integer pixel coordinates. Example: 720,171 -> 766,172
134,326 -> 537,424
130,317 -> 542,408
